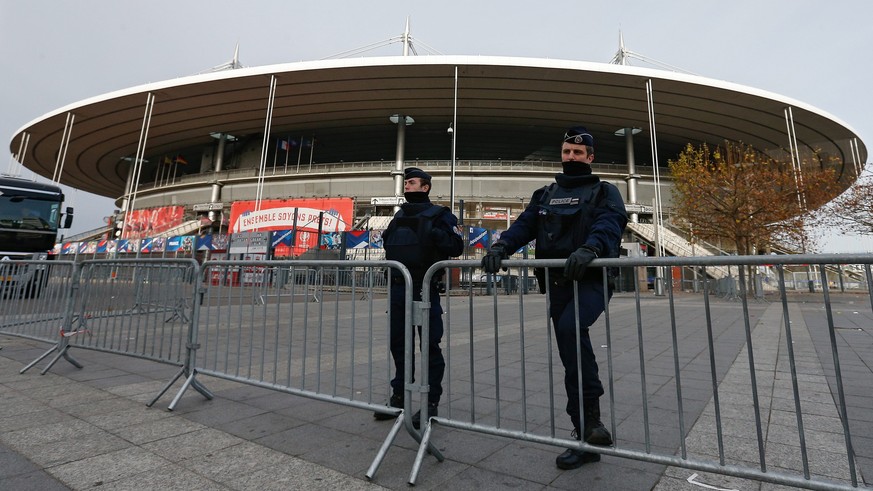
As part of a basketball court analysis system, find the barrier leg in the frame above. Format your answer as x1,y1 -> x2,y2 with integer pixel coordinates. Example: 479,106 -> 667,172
409,420 -> 445,485
60,347 -> 83,369
19,344 -> 59,374
190,377 -> 214,399
147,366 -> 186,407
39,345 -> 79,375
365,411 -> 405,480
165,298 -> 190,323
167,369 -> 211,411
148,367 -> 212,409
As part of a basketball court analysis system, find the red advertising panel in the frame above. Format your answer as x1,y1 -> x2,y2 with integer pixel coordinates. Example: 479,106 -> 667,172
123,206 -> 185,239
228,198 -> 354,234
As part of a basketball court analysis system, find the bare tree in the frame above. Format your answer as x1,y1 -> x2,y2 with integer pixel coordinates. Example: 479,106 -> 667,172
669,141 -> 841,293
812,172 -> 873,236
670,142 -> 839,255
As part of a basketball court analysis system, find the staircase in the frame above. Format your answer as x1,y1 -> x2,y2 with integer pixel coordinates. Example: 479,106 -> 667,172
61,225 -> 112,243
626,222 -> 731,279
153,219 -> 201,238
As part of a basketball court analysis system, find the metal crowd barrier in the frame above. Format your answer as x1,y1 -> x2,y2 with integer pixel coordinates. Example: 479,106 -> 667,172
69,260 -> 195,376
67,259 -> 198,362
0,260 -> 78,370
161,259 -> 430,479
410,254 -> 872,490
3,254 -> 872,489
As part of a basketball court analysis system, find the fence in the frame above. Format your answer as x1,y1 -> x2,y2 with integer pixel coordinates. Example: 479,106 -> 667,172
164,259 -> 425,478
410,254 -> 873,489
1,259 -> 199,375
2,254 -> 871,489
65,259 -> 198,363
0,260 -> 79,372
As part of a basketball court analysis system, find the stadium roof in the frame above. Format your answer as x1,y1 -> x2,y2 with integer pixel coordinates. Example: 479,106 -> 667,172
10,55 -> 867,197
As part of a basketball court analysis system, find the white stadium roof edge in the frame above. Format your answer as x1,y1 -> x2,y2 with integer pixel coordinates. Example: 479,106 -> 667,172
8,54 -> 868,204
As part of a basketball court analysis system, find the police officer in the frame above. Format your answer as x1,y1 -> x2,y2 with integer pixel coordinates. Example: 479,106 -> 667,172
481,126 -> 627,469
375,167 -> 463,429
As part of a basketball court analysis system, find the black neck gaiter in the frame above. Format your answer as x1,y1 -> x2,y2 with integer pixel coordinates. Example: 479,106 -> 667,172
403,191 -> 429,203
561,161 -> 593,176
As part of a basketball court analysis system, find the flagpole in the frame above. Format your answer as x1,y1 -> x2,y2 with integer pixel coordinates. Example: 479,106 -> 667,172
308,136 -> 315,172
153,155 -> 163,188
296,134 -> 303,173
284,135 -> 290,173
155,156 -> 163,188
272,139 -> 278,175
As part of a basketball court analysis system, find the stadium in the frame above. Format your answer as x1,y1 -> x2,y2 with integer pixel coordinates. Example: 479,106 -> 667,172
7,35 -> 868,261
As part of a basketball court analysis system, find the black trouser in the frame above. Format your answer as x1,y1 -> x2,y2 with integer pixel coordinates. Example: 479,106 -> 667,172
548,278 -> 610,427
389,282 -> 446,404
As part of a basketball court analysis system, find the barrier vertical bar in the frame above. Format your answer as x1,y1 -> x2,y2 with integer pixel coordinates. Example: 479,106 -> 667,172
701,265 -> 726,465
818,268 -> 859,487
633,264 -> 651,452
776,265 -> 811,479
665,270 -> 688,459
737,265 -> 766,471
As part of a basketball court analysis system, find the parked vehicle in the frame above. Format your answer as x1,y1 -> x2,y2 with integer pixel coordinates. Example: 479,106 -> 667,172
0,175 -> 73,297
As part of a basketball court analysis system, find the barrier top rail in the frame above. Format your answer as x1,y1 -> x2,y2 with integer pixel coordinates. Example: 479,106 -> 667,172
474,253 -> 873,269
200,259 -> 407,269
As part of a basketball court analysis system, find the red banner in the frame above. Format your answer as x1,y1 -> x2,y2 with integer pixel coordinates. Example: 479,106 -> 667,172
228,198 -> 354,234
123,206 -> 184,239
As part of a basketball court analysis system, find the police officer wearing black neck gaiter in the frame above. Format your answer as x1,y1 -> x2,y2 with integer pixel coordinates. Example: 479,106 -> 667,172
375,167 -> 463,430
482,127 -> 628,469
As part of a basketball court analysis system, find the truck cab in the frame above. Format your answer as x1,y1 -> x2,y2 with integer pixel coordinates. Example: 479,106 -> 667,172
0,175 -> 73,297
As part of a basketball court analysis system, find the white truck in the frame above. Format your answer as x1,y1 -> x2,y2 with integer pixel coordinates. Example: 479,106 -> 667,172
0,175 -> 73,297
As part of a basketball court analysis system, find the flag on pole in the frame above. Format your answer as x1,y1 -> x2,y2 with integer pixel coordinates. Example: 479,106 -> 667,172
174,155 -> 188,165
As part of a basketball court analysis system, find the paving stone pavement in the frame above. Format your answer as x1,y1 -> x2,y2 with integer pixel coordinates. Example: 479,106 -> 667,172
1,291 -> 871,490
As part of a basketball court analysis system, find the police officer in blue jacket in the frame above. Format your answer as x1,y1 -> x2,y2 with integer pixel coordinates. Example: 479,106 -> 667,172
481,127 -> 628,469
375,167 -> 464,429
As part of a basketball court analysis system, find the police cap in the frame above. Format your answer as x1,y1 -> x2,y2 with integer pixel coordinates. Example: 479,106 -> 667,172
563,126 -> 595,148
404,167 -> 432,180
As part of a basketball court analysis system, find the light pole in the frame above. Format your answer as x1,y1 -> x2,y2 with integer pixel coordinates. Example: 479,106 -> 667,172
448,66 -> 458,216
389,114 -> 414,214
447,122 -> 455,215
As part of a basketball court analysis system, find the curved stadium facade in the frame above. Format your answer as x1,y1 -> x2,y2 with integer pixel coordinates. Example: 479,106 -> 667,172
8,55 -> 868,255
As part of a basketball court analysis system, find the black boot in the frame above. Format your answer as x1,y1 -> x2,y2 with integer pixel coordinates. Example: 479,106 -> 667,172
555,428 -> 601,470
412,402 -> 438,429
373,393 -> 403,420
583,399 -> 613,446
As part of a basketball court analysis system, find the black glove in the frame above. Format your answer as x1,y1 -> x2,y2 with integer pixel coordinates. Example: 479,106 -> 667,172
481,242 -> 508,273
564,245 -> 599,281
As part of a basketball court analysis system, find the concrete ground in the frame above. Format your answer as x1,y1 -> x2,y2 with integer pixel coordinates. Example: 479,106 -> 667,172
1,291 -> 870,490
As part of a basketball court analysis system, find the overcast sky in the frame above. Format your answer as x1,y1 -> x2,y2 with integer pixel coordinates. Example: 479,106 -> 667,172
2,0 -> 872,252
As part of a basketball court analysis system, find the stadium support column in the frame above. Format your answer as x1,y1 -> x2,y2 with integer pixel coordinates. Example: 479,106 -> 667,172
120,159 -> 135,214
390,114 -> 414,213
616,127 -> 641,223
209,133 -> 227,221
